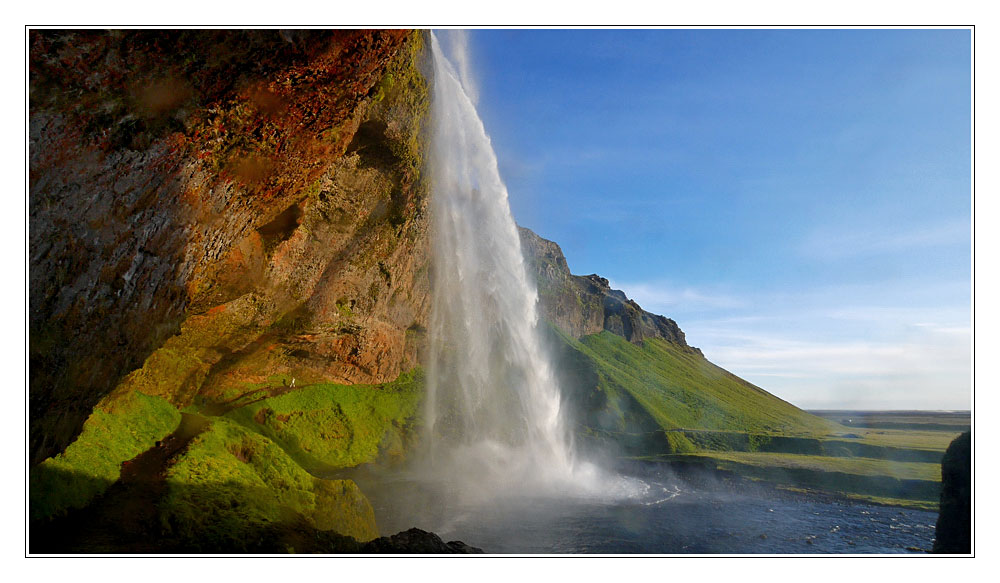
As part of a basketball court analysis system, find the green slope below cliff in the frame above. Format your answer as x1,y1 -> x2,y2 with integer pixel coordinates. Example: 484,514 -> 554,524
549,327 -> 836,454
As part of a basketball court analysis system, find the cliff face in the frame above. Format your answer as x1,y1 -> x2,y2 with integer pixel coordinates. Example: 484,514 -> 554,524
29,30 -> 432,465
519,227 -> 696,351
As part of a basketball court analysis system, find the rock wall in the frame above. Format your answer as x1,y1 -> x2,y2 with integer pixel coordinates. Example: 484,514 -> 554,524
519,226 -> 697,350
29,30 -> 432,464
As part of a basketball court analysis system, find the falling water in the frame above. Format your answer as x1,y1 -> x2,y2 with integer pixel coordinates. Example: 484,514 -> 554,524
422,32 -> 581,497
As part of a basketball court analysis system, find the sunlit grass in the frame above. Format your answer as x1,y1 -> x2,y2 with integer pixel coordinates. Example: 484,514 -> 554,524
559,329 -> 837,436
30,390 -> 181,519
548,327 -> 954,507
853,428 -> 962,451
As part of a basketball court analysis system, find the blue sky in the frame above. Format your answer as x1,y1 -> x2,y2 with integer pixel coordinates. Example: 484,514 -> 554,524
446,28 -> 972,410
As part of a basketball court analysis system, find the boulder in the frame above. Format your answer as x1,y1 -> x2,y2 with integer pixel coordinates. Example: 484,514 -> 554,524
933,431 -> 971,553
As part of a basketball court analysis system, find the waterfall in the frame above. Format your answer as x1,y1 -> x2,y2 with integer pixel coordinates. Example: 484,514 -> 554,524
422,32 -> 579,497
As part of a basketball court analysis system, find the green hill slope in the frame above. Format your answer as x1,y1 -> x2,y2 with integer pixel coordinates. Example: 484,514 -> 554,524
548,327 -> 836,454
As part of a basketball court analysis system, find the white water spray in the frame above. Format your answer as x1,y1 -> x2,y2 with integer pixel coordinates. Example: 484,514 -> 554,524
422,32 -> 584,497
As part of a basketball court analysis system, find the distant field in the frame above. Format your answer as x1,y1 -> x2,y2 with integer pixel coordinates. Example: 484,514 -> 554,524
681,451 -> 942,482
650,412 -> 968,509
851,428 -> 963,452
808,410 -> 970,432
665,412 -> 970,508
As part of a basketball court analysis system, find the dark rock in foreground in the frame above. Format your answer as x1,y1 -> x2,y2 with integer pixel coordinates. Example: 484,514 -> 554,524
933,432 -> 971,554
362,528 -> 484,554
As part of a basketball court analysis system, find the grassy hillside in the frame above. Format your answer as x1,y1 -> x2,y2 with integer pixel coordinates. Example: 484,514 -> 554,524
551,327 -> 835,446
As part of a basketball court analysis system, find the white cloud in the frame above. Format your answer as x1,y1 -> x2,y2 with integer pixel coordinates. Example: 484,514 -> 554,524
693,321 -> 971,410
600,276 -> 971,409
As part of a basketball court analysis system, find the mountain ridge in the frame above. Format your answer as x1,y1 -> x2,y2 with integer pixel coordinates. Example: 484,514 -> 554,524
518,226 -> 699,354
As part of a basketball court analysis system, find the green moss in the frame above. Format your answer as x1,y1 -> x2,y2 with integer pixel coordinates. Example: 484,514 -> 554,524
115,293 -> 273,406
31,390 -> 181,520
118,346 -> 210,403
335,298 -> 354,319
367,29 -> 430,200
223,368 -> 424,472
161,416 -> 377,549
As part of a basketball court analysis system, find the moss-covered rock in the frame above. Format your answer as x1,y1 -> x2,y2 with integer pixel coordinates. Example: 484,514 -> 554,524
223,369 -> 424,472
160,416 -> 377,549
30,390 -> 181,520
29,30 -> 437,548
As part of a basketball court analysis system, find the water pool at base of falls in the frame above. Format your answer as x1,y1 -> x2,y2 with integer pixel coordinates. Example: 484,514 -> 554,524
344,463 -> 937,554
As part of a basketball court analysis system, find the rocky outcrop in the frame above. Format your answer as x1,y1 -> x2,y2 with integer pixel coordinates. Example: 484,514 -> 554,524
29,30 -> 432,464
933,431 -> 971,554
361,528 -> 485,554
519,226 -> 697,351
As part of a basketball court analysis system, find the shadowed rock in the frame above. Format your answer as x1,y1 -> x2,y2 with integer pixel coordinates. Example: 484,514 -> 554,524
362,528 -> 484,554
933,431 -> 971,554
